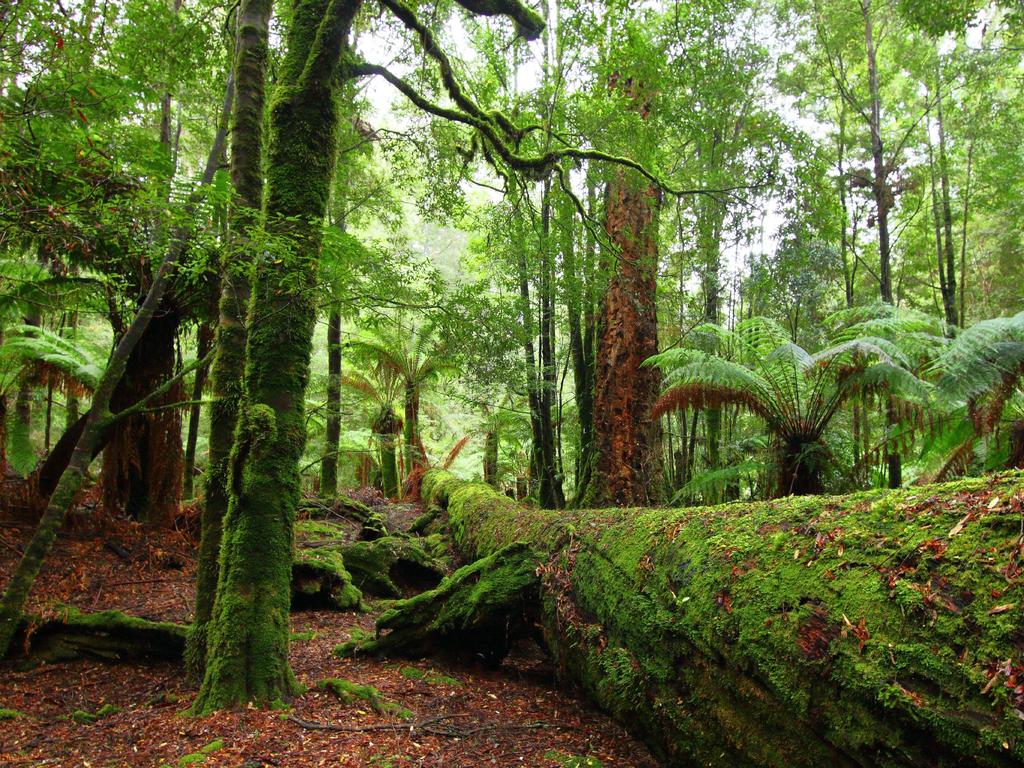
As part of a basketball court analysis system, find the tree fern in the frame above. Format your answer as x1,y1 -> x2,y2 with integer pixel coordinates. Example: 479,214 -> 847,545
648,318 -> 928,497
0,324 -> 104,393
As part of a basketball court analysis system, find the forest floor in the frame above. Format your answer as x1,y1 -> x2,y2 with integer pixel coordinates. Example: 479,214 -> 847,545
0,489 -> 657,768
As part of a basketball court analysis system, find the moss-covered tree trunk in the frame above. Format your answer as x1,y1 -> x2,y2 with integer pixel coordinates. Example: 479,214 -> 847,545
373,406 -> 401,499
420,469 -> 1024,767
186,0 -> 270,678
192,0 -> 362,712
586,166 -> 662,507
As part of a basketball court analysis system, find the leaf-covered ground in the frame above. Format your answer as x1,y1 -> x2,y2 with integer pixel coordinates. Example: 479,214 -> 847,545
0,493 -> 656,768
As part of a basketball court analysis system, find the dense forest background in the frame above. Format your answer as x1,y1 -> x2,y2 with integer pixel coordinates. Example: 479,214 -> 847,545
1,0 -> 1022,518
1,1 -> 1024,763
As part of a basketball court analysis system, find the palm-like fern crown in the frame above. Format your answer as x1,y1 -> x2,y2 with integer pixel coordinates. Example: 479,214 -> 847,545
930,310 -> 1024,430
347,317 -> 451,389
647,315 -> 929,441
0,324 -> 104,396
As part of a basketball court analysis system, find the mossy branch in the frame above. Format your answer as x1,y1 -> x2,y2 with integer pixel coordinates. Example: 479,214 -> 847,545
359,0 -> 768,202
111,348 -> 217,423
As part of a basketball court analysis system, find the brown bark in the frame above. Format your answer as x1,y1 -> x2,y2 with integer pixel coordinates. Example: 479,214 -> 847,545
101,308 -> 183,525
588,169 -> 663,506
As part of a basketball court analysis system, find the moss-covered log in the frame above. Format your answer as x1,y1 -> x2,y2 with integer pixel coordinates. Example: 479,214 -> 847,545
292,547 -> 362,610
338,542 -> 540,662
297,494 -> 388,540
6,609 -> 186,664
415,469 -> 1024,767
294,520 -> 446,600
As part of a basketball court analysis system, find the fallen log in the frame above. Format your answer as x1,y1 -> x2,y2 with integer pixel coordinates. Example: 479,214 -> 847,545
6,608 -> 186,664
297,495 -> 388,540
360,469 -> 1024,767
292,547 -> 363,611
338,542 -> 540,663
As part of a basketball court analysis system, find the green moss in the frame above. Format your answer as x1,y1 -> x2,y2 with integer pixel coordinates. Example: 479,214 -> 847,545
178,754 -> 205,766
292,546 -> 362,610
71,704 -> 119,724
544,753 -> 603,768
290,630 -> 316,642
399,666 -> 461,686
0,708 -> 23,720
335,536 -> 446,598
423,468 -> 1024,768
340,543 -> 541,663
199,738 -> 223,754
316,678 -> 412,719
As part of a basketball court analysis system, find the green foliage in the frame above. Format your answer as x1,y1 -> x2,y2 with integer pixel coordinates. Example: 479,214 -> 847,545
647,316 -> 930,496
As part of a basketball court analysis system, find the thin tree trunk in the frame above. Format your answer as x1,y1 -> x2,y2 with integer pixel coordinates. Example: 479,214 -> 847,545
959,138 -> 974,329
183,319 -> 215,499
935,61 -> 958,330
535,180 -> 564,509
863,0 -> 893,304
320,305 -> 342,495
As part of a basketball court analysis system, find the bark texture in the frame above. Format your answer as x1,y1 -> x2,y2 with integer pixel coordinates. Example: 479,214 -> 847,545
586,170 -> 663,507
187,0 -> 270,677
101,307 -> 184,526
414,469 -> 1024,768
192,0 -> 362,712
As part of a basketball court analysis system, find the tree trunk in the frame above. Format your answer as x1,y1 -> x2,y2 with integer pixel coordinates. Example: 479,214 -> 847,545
183,319 -> 215,499
407,469 -> 1024,768
535,181 -> 564,508
863,0 -> 893,305
187,0 -> 270,678
101,303 -> 183,526
10,306 -> 41,475
565,184 -> 595,501
483,427 -> 498,487
587,168 -> 662,507
402,381 -> 427,477
320,305 -> 342,495
935,61 -> 958,330
192,0 -> 362,713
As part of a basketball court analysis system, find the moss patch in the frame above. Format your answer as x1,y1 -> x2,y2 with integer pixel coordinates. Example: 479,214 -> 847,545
316,678 -> 412,719
423,469 -> 1024,767
399,666 -> 462,686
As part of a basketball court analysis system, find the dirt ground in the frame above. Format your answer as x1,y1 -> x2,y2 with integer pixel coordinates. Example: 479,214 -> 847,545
0,493 -> 657,768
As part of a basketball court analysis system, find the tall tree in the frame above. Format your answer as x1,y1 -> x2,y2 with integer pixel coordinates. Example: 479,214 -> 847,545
587,79 -> 663,507
186,0 -> 271,677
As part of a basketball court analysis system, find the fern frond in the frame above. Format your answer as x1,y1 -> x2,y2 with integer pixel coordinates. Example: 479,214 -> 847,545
442,434 -> 472,469
0,325 -> 104,392
671,459 -> 764,505
653,382 -> 772,420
